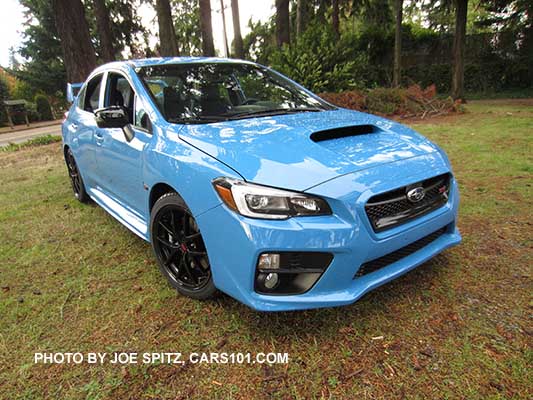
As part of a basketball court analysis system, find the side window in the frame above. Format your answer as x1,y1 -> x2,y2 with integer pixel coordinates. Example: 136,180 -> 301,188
105,72 -> 135,125
134,95 -> 152,132
84,75 -> 102,112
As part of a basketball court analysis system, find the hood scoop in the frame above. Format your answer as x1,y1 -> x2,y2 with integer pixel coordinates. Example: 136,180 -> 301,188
310,125 -> 380,142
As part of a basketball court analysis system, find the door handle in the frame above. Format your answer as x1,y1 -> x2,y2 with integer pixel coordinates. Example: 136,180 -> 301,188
69,123 -> 78,130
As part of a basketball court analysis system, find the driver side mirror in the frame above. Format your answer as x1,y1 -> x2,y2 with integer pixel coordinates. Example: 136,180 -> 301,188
94,106 -> 135,142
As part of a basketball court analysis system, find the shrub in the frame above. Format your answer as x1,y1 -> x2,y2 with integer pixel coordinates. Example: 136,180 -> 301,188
35,94 -> 53,121
365,87 -> 404,114
319,84 -> 463,118
320,91 -> 366,110
11,79 -> 35,102
269,23 -> 369,92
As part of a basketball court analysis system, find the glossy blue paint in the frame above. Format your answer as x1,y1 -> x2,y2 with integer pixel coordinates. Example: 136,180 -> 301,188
62,57 -> 461,311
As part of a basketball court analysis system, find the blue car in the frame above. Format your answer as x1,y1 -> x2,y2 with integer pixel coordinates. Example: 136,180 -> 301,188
62,57 -> 461,311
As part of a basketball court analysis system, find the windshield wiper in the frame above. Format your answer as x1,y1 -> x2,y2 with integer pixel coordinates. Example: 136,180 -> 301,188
227,107 -> 323,119
168,115 -> 230,124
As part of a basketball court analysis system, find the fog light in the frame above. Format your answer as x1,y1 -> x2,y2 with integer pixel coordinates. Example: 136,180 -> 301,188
255,252 -> 334,295
264,273 -> 279,289
258,253 -> 280,270
257,272 -> 280,291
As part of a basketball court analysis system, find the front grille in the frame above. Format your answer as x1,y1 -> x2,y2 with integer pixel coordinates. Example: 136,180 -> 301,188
354,227 -> 447,278
365,174 -> 450,232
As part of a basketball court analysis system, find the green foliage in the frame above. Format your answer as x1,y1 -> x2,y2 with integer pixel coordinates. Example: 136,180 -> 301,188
1,135 -> 61,152
365,87 -> 404,114
274,0 -> 532,94
353,0 -> 394,27
171,0 -> 202,55
84,0 -> 147,59
25,102 -> 41,122
11,79 -> 36,102
269,23 -> 369,92
15,0 -> 66,97
243,18 -> 276,64
34,94 -> 53,121
11,0 -> 533,101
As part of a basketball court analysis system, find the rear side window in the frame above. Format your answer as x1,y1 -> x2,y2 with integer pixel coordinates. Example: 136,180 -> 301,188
84,75 -> 103,112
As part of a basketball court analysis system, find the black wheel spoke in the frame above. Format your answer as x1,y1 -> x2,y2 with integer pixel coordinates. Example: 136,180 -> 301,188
169,210 -> 177,236
181,257 -> 197,283
164,249 -> 179,267
183,232 -> 201,243
156,236 -> 180,249
158,221 -> 174,237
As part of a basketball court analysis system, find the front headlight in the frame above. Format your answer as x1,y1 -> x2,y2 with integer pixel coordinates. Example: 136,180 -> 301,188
212,177 -> 332,220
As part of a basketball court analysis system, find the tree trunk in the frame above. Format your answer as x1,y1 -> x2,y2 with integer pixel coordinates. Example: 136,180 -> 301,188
220,0 -> 230,57
452,0 -> 468,100
156,0 -> 179,56
332,0 -> 340,39
231,0 -> 244,58
275,0 -> 290,47
296,0 -> 308,36
392,0 -> 403,87
199,0 -> 215,56
93,0 -> 115,62
51,0 -> 97,83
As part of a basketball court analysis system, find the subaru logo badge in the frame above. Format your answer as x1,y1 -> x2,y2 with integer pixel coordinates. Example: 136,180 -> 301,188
407,187 -> 425,203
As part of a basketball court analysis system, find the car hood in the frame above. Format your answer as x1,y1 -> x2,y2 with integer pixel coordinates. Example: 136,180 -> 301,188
177,109 -> 439,191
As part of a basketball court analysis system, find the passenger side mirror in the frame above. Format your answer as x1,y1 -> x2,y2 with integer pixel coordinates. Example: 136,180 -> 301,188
94,106 -> 135,142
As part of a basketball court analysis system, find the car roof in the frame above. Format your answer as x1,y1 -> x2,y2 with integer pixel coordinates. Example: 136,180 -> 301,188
128,57 -> 253,68
99,57 -> 254,70
89,57 -> 257,78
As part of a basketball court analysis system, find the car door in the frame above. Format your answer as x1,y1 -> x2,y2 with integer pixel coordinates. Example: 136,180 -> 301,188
68,74 -> 104,188
95,71 -> 153,217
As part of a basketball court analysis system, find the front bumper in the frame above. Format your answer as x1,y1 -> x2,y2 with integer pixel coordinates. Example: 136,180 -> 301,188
196,154 -> 461,311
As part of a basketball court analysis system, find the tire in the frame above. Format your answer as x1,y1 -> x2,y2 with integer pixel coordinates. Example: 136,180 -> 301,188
65,148 -> 90,203
150,192 -> 217,300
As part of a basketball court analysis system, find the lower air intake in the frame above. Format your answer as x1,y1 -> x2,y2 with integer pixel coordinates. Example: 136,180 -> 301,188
354,227 -> 447,278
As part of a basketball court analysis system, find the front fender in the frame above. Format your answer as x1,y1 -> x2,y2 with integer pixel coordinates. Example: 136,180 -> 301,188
143,125 -> 241,220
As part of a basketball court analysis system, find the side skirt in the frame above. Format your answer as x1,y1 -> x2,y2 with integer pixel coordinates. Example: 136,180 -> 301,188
87,187 -> 150,242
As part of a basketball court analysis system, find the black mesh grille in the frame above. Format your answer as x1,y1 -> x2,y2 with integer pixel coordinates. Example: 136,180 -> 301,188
365,174 -> 450,232
354,227 -> 446,278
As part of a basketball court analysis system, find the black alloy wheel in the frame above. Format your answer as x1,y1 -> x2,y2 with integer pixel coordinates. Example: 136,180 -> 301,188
150,193 -> 217,299
65,148 -> 89,203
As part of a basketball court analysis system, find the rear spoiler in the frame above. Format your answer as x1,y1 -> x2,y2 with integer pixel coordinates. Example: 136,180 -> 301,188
66,82 -> 83,103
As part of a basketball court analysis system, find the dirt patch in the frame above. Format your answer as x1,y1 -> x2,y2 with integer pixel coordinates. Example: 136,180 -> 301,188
0,142 -> 62,168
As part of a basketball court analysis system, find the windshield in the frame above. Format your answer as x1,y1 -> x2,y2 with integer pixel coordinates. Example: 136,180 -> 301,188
137,63 -> 334,123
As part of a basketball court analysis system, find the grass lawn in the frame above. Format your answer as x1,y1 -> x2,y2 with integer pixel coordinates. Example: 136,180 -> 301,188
0,100 -> 531,399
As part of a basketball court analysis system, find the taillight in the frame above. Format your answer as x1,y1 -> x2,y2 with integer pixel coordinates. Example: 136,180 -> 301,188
62,111 -> 69,123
